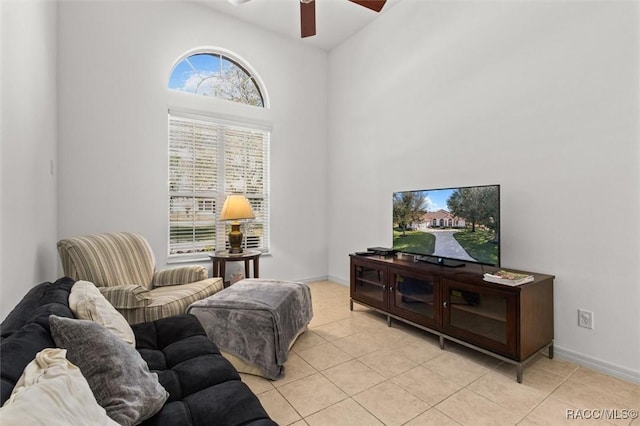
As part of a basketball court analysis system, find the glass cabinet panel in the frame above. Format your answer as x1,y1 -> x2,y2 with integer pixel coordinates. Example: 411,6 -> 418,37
352,262 -> 386,309
389,269 -> 439,328
393,274 -> 435,319
448,288 -> 507,343
441,279 -> 517,358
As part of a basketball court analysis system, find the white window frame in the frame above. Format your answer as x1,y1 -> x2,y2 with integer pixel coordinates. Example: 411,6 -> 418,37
168,110 -> 270,260
168,51 -> 264,107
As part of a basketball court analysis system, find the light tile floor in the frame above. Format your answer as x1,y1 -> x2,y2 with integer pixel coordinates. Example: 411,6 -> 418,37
240,281 -> 640,426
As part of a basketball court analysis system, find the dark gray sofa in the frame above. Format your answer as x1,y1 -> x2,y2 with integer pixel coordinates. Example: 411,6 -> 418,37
0,277 -> 276,425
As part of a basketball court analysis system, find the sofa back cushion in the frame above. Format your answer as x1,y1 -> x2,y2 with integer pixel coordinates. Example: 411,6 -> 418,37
0,282 -> 50,339
57,232 -> 156,290
0,278 -> 75,405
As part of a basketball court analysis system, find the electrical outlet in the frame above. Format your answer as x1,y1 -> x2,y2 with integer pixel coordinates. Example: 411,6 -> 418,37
578,309 -> 594,329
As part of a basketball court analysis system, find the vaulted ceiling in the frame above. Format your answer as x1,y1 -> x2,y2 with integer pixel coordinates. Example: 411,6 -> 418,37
199,0 -> 404,51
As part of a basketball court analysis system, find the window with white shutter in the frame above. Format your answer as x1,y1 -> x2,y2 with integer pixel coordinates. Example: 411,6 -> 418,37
168,112 -> 270,257
167,50 -> 269,259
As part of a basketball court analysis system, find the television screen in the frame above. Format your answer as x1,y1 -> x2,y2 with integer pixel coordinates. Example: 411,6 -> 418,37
392,184 -> 500,267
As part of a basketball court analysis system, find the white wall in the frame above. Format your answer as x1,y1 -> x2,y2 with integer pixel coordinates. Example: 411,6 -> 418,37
0,0 -> 59,319
57,1 -> 328,282
328,1 -> 639,382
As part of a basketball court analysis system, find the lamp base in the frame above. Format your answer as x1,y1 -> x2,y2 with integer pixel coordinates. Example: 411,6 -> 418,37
228,223 -> 243,254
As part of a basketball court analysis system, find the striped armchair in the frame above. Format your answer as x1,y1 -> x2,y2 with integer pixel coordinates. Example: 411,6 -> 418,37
57,232 -> 224,324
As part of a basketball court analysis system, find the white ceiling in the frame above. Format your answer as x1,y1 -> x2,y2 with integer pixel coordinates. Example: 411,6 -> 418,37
199,0 -> 404,51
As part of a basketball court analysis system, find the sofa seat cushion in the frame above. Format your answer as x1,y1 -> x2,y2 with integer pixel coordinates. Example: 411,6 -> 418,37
157,381 -> 278,426
119,278 -> 223,325
132,314 -> 276,425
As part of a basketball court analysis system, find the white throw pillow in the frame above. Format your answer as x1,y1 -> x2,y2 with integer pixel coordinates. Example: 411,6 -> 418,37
69,280 -> 135,346
0,348 -> 119,426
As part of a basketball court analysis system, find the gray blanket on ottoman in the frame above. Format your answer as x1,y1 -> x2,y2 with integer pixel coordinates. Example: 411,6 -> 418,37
187,279 -> 313,380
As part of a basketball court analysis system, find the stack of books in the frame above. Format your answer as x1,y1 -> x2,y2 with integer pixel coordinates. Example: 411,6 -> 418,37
483,270 -> 534,286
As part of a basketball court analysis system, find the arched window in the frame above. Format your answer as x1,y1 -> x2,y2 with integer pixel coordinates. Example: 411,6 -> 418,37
169,52 -> 264,107
167,50 -> 270,258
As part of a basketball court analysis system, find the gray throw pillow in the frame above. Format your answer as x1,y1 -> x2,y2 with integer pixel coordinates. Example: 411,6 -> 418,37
49,315 -> 168,425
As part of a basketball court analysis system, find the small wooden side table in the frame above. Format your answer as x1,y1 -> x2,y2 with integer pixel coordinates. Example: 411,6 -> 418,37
209,250 -> 261,287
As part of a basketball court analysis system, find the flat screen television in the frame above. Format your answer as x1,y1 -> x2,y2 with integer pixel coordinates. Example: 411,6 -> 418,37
392,184 -> 500,267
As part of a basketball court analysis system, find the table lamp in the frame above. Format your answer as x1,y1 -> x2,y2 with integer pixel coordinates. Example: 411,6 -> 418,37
220,194 -> 255,253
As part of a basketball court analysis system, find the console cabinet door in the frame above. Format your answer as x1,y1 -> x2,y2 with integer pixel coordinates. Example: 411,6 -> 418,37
351,258 -> 387,311
442,279 -> 517,358
389,267 -> 440,330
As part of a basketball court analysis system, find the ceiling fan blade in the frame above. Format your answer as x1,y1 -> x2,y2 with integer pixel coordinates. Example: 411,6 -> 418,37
348,0 -> 386,13
300,0 -> 316,38
227,0 -> 252,5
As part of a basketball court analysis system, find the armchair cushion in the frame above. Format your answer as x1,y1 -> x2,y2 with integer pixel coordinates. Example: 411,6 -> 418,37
98,279 -> 223,325
98,285 -> 152,309
153,265 -> 208,287
119,278 -> 224,325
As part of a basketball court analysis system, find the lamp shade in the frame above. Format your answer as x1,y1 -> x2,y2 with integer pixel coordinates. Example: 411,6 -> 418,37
220,195 -> 255,221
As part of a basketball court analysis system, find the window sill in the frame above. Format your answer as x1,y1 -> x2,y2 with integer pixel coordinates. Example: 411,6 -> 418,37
167,256 -> 209,265
167,251 -> 270,264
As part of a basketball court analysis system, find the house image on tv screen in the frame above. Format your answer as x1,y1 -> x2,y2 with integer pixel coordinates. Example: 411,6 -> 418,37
418,209 -> 466,229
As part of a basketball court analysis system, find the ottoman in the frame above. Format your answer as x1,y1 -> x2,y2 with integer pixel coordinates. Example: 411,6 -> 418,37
187,279 -> 313,380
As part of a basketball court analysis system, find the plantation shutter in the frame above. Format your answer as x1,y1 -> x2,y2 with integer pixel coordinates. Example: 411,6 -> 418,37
168,111 -> 270,257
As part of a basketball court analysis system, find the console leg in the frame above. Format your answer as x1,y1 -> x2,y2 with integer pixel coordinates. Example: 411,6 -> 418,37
548,344 -> 554,359
349,300 -> 353,311
439,336 -> 445,349
387,315 -> 391,327
516,364 -> 523,383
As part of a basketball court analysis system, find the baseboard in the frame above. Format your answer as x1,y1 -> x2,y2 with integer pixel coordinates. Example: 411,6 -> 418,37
295,275 -> 329,284
554,345 -> 640,385
327,275 -> 348,286
294,275 -> 349,286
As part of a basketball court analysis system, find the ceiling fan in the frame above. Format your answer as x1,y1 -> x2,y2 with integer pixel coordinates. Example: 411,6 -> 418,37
228,0 -> 387,38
